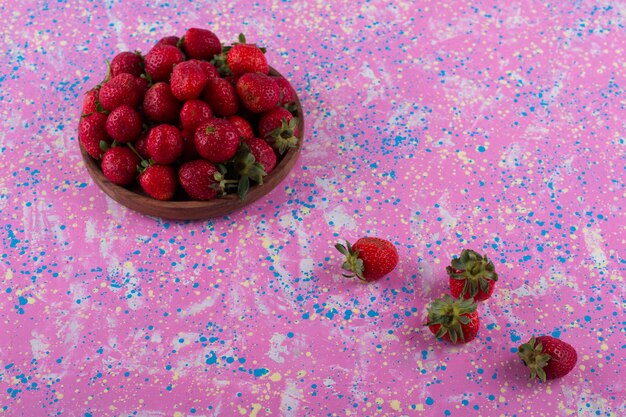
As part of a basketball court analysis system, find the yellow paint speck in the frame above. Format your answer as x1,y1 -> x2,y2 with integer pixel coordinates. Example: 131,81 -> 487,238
269,372 -> 282,382
390,400 -> 401,411
600,343 -> 608,351
174,412 -> 183,417
249,403 -> 262,417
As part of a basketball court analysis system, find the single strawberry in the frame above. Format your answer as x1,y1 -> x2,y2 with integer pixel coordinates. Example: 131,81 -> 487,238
271,76 -> 297,107
146,124 -> 184,164
182,28 -> 221,60
244,137 -> 276,175
202,76 -> 240,117
82,87 -> 100,115
134,131 -> 150,159
98,73 -> 140,112
518,336 -> 577,381
144,44 -> 184,83
155,36 -> 180,47
226,34 -> 269,76
101,146 -> 140,186
258,106 -> 299,154
139,164 -> 177,200
447,249 -> 498,302
426,295 -> 480,344
106,105 -> 142,143
227,115 -> 255,141
189,59 -> 220,80
110,51 -> 144,78
335,237 -> 398,281
78,112 -> 111,159
135,76 -> 150,101
170,60 -> 209,101
194,118 -> 240,163
236,72 -> 280,113
180,99 -> 213,133
143,82 -> 182,123
178,159 -> 224,200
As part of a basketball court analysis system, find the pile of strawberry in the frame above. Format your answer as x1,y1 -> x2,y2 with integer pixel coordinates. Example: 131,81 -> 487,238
336,240 -> 578,382
78,29 -> 299,201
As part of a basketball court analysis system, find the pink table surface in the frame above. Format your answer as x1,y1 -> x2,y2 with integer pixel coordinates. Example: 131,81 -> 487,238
1,1 -> 624,416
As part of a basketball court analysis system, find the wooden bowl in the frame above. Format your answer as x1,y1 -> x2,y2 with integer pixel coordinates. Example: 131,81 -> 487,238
81,67 -> 304,220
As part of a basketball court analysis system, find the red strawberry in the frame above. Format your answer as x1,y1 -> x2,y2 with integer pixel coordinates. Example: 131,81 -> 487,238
518,336 -> 577,381
82,87 -> 99,114
426,295 -> 480,344
134,131 -> 150,159
189,59 -> 219,79
258,106 -> 299,154
135,76 -> 150,101
180,129 -> 200,162
170,60 -> 209,101
143,82 -> 182,123
194,118 -> 239,163
227,115 -> 254,141
110,51 -> 144,78
78,112 -> 111,159
178,159 -> 223,200
236,72 -> 280,113
272,76 -> 297,106
98,73 -> 140,112
202,76 -> 240,117
182,28 -> 221,60
244,137 -> 276,174
101,146 -> 140,186
146,124 -> 183,164
335,237 -> 398,281
447,249 -> 498,302
144,44 -> 184,83
139,164 -> 177,200
226,34 -> 269,76
156,36 -> 180,47
180,99 -> 213,133
106,105 -> 142,143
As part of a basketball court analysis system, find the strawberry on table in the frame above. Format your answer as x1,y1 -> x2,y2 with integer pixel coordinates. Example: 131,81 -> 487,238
518,336 -> 577,381
101,146 -> 140,186
236,72 -> 280,113
109,51 -> 144,78
98,73 -> 140,112
194,118 -> 240,163
335,237 -> 398,281
426,295 -> 480,344
139,164 -> 178,201
146,124 -> 184,165
144,44 -> 185,82
447,249 -> 498,302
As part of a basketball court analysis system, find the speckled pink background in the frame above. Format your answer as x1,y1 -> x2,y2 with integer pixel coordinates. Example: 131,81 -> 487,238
1,1 -> 625,416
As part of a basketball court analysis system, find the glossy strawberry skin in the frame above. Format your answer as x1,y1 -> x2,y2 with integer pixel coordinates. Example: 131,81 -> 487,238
178,159 -> 220,201
143,82 -> 182,123
82,88 -> 99,114
194,118 -> 240,163
98,73 -> 140,112
106,105 -> 142,143
532,336 -> 577,380
155,36 -> 180,47
139,164 -> 177,201
78,112 -> 111,159
179,99 -> 213,133
351,237 -> 399,281
170,60 -> 209,101
110,51 -> 144,78
244,137 -> 277,174
236,73 -> 280,113
272,76 -> 297,106
258,106 -> 297,138
449,273 -> 496,302
101,146 -> 140,186
189,59 -> 220,80
227,115 -> 255,141
182,28 -> 221,60
428,311 -> 480,344
227,43 -> 269,76
146,124 -> 184,165
144,44 -> 184,82
202,76 -> 240,117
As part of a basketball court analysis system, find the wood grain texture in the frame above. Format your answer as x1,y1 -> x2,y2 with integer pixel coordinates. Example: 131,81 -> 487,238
81,67 -> 304,220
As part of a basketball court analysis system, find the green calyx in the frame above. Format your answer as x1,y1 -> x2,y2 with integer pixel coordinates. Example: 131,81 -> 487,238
517,336 -> 552,382
447,249 -> 498,298
425,295 -> 477,343
266,117 -> 299,155
334,240 -> 365,280
232,142 -> 267,200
